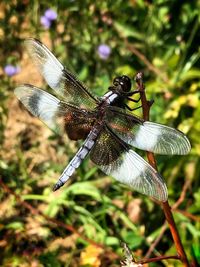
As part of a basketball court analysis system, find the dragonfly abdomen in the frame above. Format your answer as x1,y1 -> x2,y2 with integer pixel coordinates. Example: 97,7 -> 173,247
53,126 -> 100,191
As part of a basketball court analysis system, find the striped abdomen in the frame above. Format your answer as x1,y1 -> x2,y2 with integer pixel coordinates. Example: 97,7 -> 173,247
53,126 -> 100,191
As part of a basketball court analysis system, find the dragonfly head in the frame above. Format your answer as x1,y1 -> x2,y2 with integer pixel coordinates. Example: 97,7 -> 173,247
113,75 -> 132,92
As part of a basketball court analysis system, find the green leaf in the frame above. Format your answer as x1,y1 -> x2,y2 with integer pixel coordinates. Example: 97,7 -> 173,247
84,167 -> 98,180
6,222 -> 24,230
105,236 -> 119,246
115,65 -> 136,77
65,182 -> 108,202
179,68 -> 200,83
186,223 -> 200,237
192,244 -> 200,264
114,22 -> 144,40
122,231 -> 143,249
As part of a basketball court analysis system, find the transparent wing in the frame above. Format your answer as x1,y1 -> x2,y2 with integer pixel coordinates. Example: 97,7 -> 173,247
90,126 -> 168,201
14,84 -> 96,138
105,106 -> 191,155
24,38 -> 98,109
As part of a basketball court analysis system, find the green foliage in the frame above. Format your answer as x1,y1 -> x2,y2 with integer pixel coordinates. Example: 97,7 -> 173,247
0,0 -> 199,266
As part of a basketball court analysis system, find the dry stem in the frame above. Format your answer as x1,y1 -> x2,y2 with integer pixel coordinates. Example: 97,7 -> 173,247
135,72 -> 190,267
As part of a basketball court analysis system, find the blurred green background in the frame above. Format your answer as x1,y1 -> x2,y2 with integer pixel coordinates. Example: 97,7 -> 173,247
0,0 -> 200,266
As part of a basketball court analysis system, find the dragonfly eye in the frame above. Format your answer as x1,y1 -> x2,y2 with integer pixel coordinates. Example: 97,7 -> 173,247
113,76 -> 131,92
120,75 -> 131,92
113,77 -> 120,86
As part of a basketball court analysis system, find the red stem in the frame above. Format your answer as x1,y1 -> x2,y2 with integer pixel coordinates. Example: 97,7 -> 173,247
135,72 -> 190,267
139,254 -> 180,264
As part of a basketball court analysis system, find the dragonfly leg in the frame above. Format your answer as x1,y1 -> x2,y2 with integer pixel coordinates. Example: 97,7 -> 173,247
149,99 -> 154,106
125,104 -> 142,111
127,96 -> 141,103
125,90 -> 140,97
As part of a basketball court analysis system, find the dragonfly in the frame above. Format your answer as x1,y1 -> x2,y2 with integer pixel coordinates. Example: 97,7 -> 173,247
14,38 -> 191,202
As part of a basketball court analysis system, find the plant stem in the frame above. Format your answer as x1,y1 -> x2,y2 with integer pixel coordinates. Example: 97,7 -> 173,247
139,254 -> 180,264
135,72 -> 190,267
124,39 -> 169,83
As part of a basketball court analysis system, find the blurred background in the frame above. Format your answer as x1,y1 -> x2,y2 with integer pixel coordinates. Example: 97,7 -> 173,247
0,0 -> 200,266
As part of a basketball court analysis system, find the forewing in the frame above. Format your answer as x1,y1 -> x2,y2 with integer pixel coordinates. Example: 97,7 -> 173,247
90,127 -> 168,201
24,38 -> 98,109
106,106 -> 191,155
14,85 -> 96,136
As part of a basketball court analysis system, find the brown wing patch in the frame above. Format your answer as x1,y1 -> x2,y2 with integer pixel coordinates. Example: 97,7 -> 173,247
64,111 -> 95,140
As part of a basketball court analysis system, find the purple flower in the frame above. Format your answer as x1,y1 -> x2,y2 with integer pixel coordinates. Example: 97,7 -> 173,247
40,9 -> 57,29
44,9 -> 57,21
97,44 -> 111,60
4,65 -> 20,76
40,15 -> 51,29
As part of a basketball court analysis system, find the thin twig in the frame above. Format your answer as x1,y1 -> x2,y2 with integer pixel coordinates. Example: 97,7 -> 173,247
139,254 -> 180,264
145,176 -> 192,257
145,222 -> 168,258
172,178 -> 191,210
125,41 -> 169,84
114,23 -> 169,83
135,72 -> 190,267
176,210 -> 200,222
121,241 -> 179,265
